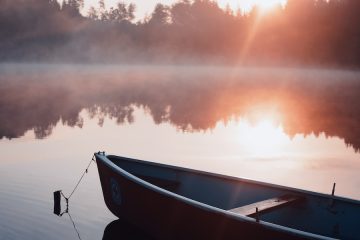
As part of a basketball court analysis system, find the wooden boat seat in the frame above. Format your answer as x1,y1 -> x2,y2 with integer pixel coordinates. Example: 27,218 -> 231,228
228,194 -> 302,217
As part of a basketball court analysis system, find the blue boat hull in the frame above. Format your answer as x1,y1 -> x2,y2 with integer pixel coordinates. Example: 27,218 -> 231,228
96,153 -> 340,240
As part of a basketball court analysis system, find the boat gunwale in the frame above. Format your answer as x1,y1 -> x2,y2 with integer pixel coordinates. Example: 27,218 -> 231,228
96,153 -> 339,240
105,154 -> 360,205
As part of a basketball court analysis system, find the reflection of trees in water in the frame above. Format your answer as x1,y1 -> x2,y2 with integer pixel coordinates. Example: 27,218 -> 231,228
88,105 -> 134,126
0,66 -> 360,152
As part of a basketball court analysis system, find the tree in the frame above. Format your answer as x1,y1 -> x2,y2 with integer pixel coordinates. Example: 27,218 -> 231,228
149,4 -> 170,25
101,2 -> 135,22
88,6 -> 98,20
62,0 -> 84,18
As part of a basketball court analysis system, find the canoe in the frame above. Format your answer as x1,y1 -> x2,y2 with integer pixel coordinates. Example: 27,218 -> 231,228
95,152 -> 360,240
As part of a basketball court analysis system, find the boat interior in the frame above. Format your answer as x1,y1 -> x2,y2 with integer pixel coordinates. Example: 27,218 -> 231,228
107,155 -> 360,240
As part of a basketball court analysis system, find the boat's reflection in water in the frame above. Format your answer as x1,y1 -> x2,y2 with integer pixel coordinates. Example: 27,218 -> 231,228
103,219 -> 155,240
53,201 -> 153,240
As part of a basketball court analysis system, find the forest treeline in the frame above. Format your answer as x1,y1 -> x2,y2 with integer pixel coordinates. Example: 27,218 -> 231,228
1,0 -> 360,67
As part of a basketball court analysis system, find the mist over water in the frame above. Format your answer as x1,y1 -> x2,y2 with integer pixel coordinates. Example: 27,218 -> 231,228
1,0 -> 360,67
1,0 -> 360,239
1,64 -> 360,150
0,64 -> 359,239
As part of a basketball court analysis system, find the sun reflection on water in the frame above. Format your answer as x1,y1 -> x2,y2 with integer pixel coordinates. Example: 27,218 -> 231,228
237,119 -> 288,156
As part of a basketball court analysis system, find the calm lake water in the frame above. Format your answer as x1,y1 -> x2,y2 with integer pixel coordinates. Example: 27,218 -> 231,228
0,64 -> 359,239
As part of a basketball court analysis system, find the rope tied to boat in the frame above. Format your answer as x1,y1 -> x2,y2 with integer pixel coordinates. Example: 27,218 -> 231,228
54,153 -> 97,214
66,154 -> 96,200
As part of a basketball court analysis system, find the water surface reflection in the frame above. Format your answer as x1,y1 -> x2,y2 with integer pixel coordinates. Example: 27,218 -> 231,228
1,64 -> 360,151
103,219 -> 154,240
0,64 -> 360,239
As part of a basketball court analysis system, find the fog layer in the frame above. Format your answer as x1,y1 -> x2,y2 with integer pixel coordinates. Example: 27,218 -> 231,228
1,64 -> 360,151
1,0 -> 360,67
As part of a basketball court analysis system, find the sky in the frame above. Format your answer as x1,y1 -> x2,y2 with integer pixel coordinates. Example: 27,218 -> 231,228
81,0 -> 287,20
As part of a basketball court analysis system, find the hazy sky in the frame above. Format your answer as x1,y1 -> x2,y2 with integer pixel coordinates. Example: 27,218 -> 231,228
81,0 -> 287,20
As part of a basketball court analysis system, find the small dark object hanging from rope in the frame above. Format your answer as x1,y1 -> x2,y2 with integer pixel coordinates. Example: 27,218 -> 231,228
53,190 -> 83,240
53,153 -> 98,215
53,190 -> 61,216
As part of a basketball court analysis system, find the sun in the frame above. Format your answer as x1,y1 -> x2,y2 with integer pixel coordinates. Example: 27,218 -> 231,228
254,0 -> 287,12
218,0 -> 287,14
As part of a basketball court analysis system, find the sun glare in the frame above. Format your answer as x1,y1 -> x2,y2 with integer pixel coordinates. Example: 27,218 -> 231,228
254,0 -> 287,12
218,0 -> 287,14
